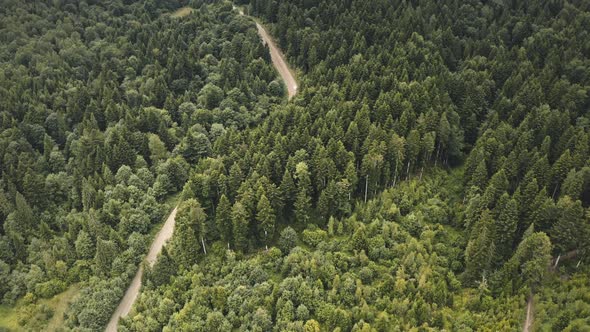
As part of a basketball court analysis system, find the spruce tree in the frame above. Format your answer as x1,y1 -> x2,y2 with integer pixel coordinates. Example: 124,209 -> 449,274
256,194 -> 275,248
494,196 -> 518,263
216,195 -> 233,248
232,201 -> 250,252
465,210 -> 495,283
171,199 -> 206,266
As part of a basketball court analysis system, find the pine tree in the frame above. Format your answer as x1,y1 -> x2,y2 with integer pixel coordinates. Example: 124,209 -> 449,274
256,194 -> 275,248
482,169 -> 508,209
75,230 -> 95,260
551,196 -> 587,253
551,149 -> 573,198
232,201 -> 250,252
465,210 -> 495,283
531,155 -> 550,189
14,192 -> 35,238
295,188 -> 312,226
516,177 -> 538,222
294,162 -> 312,225
228,162 -> 244,198
147,247 -> 177,287
94,239 -> 117,276
561,169 -> 584,200
469,160 -> 488,193
216,195 -> 233,248
527,188 -> 555,231
494,196 -> 518,263
171,199 -> 207,266
279,169 -> 296,213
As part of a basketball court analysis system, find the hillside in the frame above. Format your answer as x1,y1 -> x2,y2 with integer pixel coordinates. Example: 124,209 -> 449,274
0,0 -> 589,331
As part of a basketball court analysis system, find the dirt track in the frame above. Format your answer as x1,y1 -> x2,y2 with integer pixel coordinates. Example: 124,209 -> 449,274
105,207 -> 178,332
236,6 -> 298,99
523,294 -> 533,332
105,7 -> 298,331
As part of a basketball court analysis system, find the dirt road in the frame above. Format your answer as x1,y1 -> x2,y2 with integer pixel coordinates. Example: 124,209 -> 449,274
235,6 -> 298,99
105,207 -> 178,332
523,294 -> 533,332
105,7 -> 297,331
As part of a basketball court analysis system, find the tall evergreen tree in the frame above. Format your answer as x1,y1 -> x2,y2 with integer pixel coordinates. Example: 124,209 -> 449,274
465,210 -> 495,283
256,194 -> 275,248
232,201 -> 250,252
216,194 -> 233,248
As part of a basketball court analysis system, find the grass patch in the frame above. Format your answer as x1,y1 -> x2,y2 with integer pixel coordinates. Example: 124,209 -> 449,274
170,7 -> 193,18
0,304 -> 19,331
44,284 -> 80,332
0,284 -> 80,332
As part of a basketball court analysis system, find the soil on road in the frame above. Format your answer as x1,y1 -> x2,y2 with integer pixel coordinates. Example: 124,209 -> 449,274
105,207 -> 178,332
523,294 -> 533,332
236,6 -> 298,99
105,6 -> 298,331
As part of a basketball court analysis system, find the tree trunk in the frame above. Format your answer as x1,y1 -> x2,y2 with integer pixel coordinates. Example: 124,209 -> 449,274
435,142 -> 440,168
406,161 -> 411,181
552,184 -> 559,199
553,254 -> 561,268
364,174 -> 369,203
201,237 -> 207,255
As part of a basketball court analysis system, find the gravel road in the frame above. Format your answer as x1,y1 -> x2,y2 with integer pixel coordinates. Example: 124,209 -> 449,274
105,207 -> 178,332
236,6 -> 298,99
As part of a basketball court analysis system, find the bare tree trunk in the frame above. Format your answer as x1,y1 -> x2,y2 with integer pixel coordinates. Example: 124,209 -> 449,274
364,174 -> 369,203
435,142 -> 440,168
553,254 -> 561,268
419,166 -> 424,180
406,161 -> 411,181
201,237 -> 207,255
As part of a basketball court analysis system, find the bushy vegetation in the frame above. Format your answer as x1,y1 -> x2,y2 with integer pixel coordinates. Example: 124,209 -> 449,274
1,0 -> 589,330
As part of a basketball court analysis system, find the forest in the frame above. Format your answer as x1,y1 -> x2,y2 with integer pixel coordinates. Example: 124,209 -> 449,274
0,0 -> 589,331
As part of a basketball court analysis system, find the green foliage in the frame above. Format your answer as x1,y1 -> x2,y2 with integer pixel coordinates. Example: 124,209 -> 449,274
256,194 -> 276,243
279,227 -> 298,254
170,199 -> 207,268
232,201 -> 250,252
1,0 -> 589,330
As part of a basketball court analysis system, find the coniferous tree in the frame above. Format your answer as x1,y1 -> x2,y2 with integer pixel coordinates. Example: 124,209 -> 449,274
551,196 -> 588,253
294,162 -> 312,225
232,201 -> 250,252
256,194 -> 275,248
494,196 -> 518,263
171,199 -> 206,266
216,194 -> 233,248
280,169 -> 297,214
465,210 -> 495,283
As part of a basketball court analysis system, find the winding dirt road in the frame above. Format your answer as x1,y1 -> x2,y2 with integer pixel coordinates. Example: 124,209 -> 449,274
105,7 -> 299,332
236,6 -> 298,99
523,294 -> 533,332
105,207 -> 177,332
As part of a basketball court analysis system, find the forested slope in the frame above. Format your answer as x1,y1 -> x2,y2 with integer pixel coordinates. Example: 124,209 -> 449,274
0,0 -> 589,331
123,0 -> 589,331
0,0 -> 283,330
